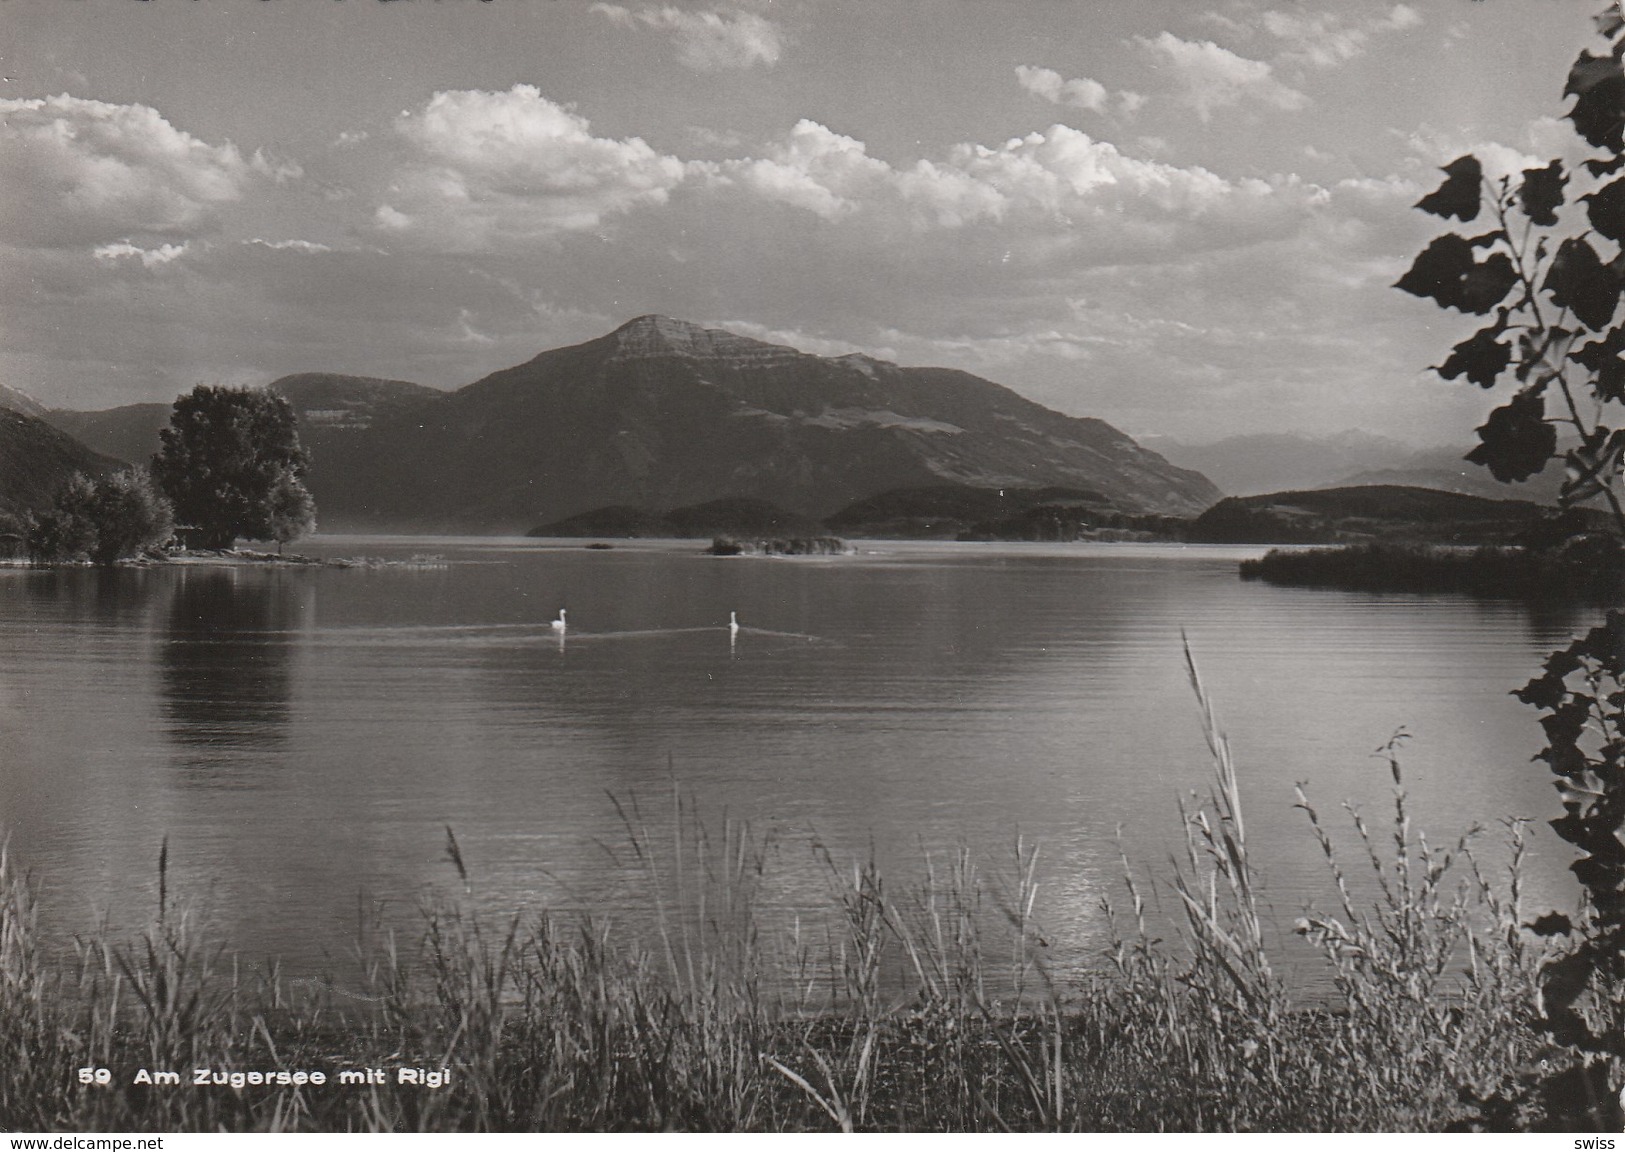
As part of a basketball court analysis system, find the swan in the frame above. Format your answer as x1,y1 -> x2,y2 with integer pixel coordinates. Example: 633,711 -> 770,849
551,609 -> 567,633
728,611 -> 740,639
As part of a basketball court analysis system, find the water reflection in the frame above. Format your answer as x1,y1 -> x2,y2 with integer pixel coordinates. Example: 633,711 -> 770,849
16,564 -> 167,632
160,569 -> 306,766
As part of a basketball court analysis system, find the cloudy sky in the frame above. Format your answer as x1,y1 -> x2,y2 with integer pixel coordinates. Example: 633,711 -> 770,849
0,0 -> 1607,443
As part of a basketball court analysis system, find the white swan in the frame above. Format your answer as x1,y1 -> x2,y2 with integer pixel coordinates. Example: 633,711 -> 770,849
551,609 -> 567,633
728,610 -> 740,639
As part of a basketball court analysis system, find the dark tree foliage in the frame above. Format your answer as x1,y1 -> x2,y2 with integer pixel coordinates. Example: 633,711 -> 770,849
26,473 -> 99,564
26,469 -> 173,566
85,469 -> 174,566
1400,5 -> 1625,1128
151,386 -> 314,550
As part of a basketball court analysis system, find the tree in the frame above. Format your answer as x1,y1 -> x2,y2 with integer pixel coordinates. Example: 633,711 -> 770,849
26,472 -> 98,564
265,463 -> 317,552
151,385 -> 314,550
85,469 -> 174,566
1398,5 -> 1625,1125
26,469 -> 173,566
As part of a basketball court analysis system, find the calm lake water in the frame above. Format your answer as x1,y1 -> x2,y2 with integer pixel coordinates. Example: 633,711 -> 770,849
0,538 -> 1599,989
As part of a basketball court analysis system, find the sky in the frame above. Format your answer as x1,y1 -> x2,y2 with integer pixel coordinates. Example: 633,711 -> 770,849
0,0 -> 1611,444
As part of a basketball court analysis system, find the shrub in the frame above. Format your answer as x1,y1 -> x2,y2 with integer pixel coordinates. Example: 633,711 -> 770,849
26,470 -> 173,566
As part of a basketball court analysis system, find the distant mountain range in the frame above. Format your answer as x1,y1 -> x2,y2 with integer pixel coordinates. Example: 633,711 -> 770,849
44,402 -> 170,472
1187,485 -> 1596,545
1156,431 -> 1567,503
24,316 -> 1220,532
8,317 -> 1589,538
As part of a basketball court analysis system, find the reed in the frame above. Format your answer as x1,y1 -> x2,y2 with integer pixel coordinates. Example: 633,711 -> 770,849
0,664 -> 1560,1132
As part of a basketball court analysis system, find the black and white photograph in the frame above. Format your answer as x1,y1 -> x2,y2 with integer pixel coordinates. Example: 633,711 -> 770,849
1,0 -> 1623,1137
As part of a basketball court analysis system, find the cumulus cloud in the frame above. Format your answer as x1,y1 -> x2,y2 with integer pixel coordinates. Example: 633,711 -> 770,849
1261,4 -> 1423,68
1015,65 -> 1145,117
590,4 -> 784,70
249,149 -> 304,184
708,319 -> 895,361
1016,66 -> 1108,112
1396,124 -> 1546,182
727,120 -> 897,220
375,85 -> 690,250
244,238 -> 333,253
92,240 -> 190,269
0,79 -> 1441,442
0,94 -> 256,247
720,118 -> 1317,260
1136,32 -> 1307,121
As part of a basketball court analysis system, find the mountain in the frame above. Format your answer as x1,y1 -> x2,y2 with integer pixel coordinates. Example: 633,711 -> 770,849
0,384 -> 49,420
44,403 -> 167,466
0,406 -> 124,522
1160,429 -> 1579,506
1187,484 -> 1593,545
308,316 -> 1219,532
1156,431 -> 1420,497
42,374 -> 443,471
1332,444 -> 1567,504
268,373 -> 444,431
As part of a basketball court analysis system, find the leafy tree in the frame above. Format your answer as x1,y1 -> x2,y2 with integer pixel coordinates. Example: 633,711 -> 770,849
151,385 -> 314,550
265,463 -> 317,552
1398,5 -> 1625,1126
25,469 -> 173,566
25,473 -> 99,564
85,469 -> 174,566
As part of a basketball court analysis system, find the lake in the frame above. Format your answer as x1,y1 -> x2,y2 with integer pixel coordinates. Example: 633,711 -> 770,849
0,538 -> 1597,991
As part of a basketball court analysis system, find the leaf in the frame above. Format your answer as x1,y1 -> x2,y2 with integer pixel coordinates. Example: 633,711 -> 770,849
1520,160 -> 1566,226
1464,229 -> 1507,249
1603,359 -> 1625,403
1571,324 -> 1625,401
1466,391 -> 1557,482
1540,949 -> 1596,1016
1585,177 -> 1625,243
1395,235 -> 1516,315
1395,233 -> 1477,307
1545,237 -> 1621,330
1588,154 -> 1625,178
1437,326 -> 1512,388
1517,672 -> 1569,711
1529,911 -> 1574,937
1566,50 -> 1625,151
1569,323 -> 1625,370
1416,155 -> 1482,221
1460,252 -> 1518,315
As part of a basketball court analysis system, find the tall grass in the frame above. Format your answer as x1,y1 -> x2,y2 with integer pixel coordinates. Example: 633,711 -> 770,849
0,662 -> 1562,1132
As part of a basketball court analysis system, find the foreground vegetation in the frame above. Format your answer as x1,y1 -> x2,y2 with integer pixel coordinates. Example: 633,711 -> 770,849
3,661 -> 1608,1134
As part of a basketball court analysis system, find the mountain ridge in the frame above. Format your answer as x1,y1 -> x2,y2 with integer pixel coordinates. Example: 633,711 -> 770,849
0,406 -> 124,522
306,316 -> 1220,531
28,317 -> 1221,533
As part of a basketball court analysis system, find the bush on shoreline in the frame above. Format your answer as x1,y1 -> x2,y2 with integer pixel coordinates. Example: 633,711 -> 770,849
1239,539 -> 1625,599
25,470 -> 173,567
705,535 -> 851,556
